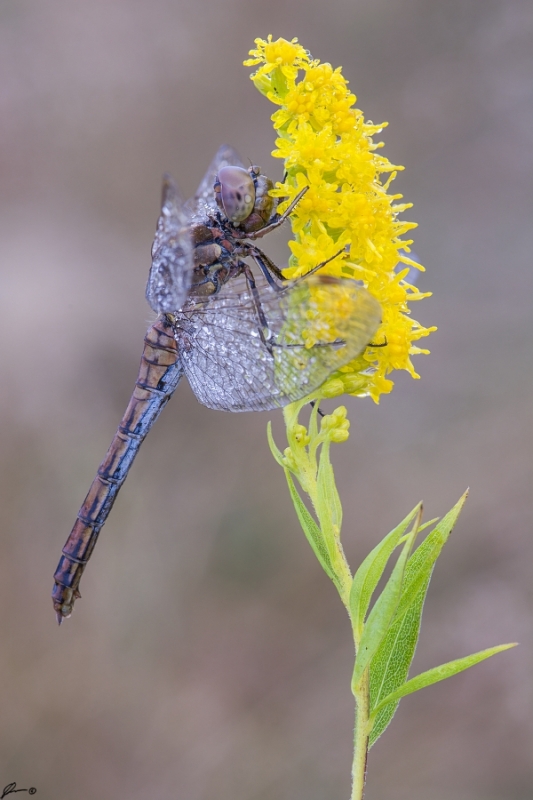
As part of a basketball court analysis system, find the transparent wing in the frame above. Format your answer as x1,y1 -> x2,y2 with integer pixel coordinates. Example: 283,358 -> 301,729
173,273 -> 382,412
146,173 -> 194,314
184,144 -> 245,221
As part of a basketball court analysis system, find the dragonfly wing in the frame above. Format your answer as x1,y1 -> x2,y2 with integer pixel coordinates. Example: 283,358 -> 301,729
146,174 -> 194,314
184,144 -> 245,220
173,273 -> 382,412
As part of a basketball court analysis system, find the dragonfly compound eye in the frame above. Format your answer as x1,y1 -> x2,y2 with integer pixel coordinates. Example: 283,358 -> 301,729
215,166 -> 256,224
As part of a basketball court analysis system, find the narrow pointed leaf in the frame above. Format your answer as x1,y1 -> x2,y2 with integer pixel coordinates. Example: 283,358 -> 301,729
368,576 -> 430,746
284,469 -> 338,588
316,441 -> 342,538
349,503 -> 421,638
267,422 -> 287,469
369,644 -> 517,725
394,491 -> 468,623
368,491 -> 469,745
352,520 -> 419,690
308,401 -> 320,443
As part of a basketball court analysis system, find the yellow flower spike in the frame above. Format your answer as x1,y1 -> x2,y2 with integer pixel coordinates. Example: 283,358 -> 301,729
246,37 -> 435,402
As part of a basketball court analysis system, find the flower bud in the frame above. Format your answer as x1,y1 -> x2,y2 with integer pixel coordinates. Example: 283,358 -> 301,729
282,447 -> 297,470
341,374 -> 366,394
331,406 -> 348,423
329,428 -> 350,443
292,424 -> 310,445
320,413 -> 336,431
320,378 -> 345,398
251,74 -> 274,97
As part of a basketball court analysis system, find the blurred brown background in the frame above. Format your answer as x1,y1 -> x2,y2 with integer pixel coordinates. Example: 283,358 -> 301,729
0,0 -> 531,798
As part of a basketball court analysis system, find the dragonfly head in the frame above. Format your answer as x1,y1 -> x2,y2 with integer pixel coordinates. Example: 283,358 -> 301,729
215,165 -> 277,233
214,165 -> 256,224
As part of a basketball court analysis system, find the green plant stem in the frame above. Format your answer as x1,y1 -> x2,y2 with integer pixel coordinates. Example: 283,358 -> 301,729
351,670 -> 370,800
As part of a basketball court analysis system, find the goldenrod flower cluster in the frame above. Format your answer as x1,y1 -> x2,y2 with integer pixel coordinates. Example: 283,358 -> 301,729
245,36 -> 436,402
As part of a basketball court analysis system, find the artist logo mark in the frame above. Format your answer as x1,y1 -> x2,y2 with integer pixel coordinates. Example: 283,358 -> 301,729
1,784 -> 36,798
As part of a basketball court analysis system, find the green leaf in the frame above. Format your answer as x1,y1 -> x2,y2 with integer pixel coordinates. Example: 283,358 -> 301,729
270,65 -> 288,99
352,517 -> 420,690
394,492 -> 468,624
267,422 -> 286,469
284,468 -> 338,589
368,491 -> 469,745
316,441 -> 342,541
368,576 -> 430,746
369,644 -> 517,726
349,503 -> 421,639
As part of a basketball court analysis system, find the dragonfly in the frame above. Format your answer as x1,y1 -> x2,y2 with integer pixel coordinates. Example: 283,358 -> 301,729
52,145 -> 382,623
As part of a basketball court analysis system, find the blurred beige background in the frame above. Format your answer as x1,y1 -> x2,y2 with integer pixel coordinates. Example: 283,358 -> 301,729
0,1 -> 531,798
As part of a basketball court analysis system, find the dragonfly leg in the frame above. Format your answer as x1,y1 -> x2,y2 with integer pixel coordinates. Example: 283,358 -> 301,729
288,247 -> 346,285
240,243 -> 346,293
240,186 -> 309,240
309,400 -> 325,418
238,262 -> 277,355
235,244 -> 287,292
237,259 -> 341,359
367,335 -> 388,347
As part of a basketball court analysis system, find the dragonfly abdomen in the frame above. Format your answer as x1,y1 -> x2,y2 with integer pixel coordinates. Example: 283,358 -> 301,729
52,316 -> 183,623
